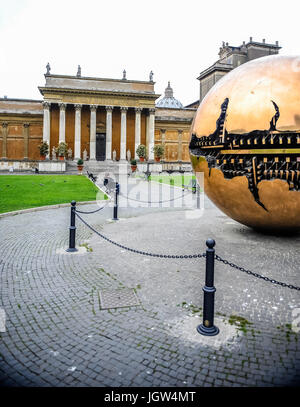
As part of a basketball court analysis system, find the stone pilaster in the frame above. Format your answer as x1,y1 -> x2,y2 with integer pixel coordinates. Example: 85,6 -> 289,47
120,107 -> 128,161
148,108 -> 155,160
74,104 -> 82,159
134,107 -> 142,159
106,106 -> 113,161
42,101 -> 51,158
59,103 -> 67,143
90,105 -> 97,160
160,129 -> 166,144
23,123 -> 30,160
1,122 -> 8,159
178,129 -> 183,162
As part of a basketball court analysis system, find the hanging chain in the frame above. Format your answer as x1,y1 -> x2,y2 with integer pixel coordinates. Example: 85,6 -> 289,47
73,212 -> 300,291
75,212 -> 205,259
215,254 -> 300,291
118,191 -> 192,204
75,199 -> 111,214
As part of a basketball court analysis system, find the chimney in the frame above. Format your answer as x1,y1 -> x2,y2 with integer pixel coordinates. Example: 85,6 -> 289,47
276,41 -> 279,46
262,38 -> 265,43
4,95 -> 7,99
250,36 -> 253,42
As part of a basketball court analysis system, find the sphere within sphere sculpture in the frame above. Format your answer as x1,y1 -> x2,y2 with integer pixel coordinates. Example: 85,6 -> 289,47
190,55 -> 300,231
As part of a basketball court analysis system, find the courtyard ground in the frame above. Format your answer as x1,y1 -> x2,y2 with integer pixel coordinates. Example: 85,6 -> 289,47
0,178 -> 299,387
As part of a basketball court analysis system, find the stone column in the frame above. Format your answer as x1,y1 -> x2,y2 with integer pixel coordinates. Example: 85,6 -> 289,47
59,103 -> 67,143
178,129 -> 183,162
134,107 -> 142,159
42,101 -> 51,157
120,107 -> 128,161
1,122 -> 8,159
90,105 -> 97,160
23,123 -> 30,160
148,108 -> 155,160
105,106 -> 113,161
74,104 -> 82,159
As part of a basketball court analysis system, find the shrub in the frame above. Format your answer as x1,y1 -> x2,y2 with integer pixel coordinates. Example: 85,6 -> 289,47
38,141 -> 49,156
136,144 -> 146,158
57,142 -> 68,157
152,144 -> 164,158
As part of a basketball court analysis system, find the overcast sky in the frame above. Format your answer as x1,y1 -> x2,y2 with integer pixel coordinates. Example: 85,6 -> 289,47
0,0 -> 299,106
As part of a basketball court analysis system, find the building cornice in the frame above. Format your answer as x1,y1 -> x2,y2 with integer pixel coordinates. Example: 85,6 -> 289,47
38,86 -> 161,100
155,116 -> 193,123
0,113 -> 43,121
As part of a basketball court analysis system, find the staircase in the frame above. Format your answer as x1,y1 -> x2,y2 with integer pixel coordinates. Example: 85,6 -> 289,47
65,160 -> 192,176
65,160 -> 129,176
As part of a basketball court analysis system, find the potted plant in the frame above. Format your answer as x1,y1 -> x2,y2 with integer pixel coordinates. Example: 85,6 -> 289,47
57,142 -> 68,160
136,144 -> 146,162
152,144 -> 164,162
38,141 -> 49,160
130,159 -> 137,172
77,158 -> 84,173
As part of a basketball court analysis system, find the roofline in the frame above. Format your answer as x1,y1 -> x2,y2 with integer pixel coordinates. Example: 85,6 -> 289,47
197,62 -> 232,80
44,74 -> 155,85
245,41 -> 281,49
156,105 -> 196,111
184,100 -> 199,108
0,98 -> 43,103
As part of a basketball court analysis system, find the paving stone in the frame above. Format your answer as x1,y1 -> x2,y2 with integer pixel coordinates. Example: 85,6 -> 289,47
0,189 -> 299,387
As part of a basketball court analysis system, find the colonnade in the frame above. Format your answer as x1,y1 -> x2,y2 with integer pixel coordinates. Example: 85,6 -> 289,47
42,102 -> 155,160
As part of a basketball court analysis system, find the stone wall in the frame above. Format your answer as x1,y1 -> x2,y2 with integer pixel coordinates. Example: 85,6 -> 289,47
0,160 -> 66,172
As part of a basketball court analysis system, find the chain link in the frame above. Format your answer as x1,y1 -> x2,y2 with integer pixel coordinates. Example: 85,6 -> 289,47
118,190 -> 192,204
75,199 -> 111,214
75,212 -> 205,259
74,213 -> 300,291
215,254 -> 300,291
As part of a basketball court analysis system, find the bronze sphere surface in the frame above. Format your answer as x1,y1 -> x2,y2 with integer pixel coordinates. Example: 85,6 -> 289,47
190,55 -> 300,231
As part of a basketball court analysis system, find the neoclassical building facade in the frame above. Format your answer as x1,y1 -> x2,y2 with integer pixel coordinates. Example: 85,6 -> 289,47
0,67 -> 196,167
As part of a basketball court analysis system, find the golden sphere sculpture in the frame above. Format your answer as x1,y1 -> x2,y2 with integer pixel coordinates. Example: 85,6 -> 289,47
190,55 -> 300,231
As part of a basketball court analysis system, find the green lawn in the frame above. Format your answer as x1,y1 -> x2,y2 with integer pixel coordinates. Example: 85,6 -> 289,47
149,174 -> 196,188
0,175 -> 106,214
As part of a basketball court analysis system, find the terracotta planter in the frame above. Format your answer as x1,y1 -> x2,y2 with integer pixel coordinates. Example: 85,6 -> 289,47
77,165 -> 84,172
155,157 -> 161,162
139,157 -> 145,162
40,155 -> 46,161
131,165 -> 137,172
59,155 -> 65,161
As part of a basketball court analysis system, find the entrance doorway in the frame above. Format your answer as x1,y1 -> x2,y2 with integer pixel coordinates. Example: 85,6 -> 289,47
96,133 -> 106,161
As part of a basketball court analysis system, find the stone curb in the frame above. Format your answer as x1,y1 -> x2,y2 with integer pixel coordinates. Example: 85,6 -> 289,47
0,200 -> 109,219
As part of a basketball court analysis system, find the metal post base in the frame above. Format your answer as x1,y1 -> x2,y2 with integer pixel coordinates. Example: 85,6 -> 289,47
66,248 -> 78,253
197,324 -> 219,336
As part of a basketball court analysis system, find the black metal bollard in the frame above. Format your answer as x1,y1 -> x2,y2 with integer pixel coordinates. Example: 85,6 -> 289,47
66,200 -> 78,252
113,182 -> 119,221
197,239 -> 219,336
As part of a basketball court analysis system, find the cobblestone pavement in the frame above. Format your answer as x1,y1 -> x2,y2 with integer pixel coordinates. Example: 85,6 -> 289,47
0,179 -> 300,387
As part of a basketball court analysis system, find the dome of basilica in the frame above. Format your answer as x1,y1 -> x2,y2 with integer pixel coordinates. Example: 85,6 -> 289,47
156,81 -> 183,109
